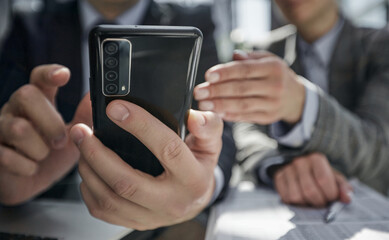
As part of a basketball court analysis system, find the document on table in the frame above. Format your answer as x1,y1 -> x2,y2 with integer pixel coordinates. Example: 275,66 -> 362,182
205,179 -> 389,240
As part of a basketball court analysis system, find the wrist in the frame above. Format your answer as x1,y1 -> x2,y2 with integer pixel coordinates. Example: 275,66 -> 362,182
282,77 -> 306,124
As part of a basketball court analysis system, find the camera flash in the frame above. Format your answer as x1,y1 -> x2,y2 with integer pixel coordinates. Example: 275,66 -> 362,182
122,86 -> 126,91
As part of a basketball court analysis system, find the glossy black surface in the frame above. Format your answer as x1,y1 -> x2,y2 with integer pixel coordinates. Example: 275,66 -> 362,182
89,25 -> 202,176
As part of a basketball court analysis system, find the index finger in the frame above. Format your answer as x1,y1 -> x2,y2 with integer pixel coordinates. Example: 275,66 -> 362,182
106,100 -> 199,179
30,64 -> 70,102
70,124 -> 158,208
334,171 -> 353,203
205,57 -> 277,83
8,85 -> 67,149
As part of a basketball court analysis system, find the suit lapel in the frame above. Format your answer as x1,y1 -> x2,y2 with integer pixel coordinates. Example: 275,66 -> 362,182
284,20 -> 359,110
267,31 -> 304,77
328,20 -> 359,109
47,1 -> 83,122
285,34 -> 305,77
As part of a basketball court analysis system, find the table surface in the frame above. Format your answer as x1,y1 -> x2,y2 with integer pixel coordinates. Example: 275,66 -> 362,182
2,179 -> 388,240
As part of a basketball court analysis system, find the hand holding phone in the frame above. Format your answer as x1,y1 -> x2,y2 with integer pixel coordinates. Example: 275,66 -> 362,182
70,101 -> 223,230
89,25 -> 202,176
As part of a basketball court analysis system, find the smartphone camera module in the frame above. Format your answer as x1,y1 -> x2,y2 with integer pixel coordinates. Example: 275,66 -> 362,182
105,71 -> 118,81
104,42 -> 118,55
105,57 -> 118,68
105,84 -> 118,94
102,39 -> 131,96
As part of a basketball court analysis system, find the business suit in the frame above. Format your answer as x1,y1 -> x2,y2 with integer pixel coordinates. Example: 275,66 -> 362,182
234,20 -> 389,194
0,0 -> 235,200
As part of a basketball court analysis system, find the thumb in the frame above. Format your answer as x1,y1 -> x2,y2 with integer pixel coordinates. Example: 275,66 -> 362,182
334,171 -> 353,204
185,110 -> 223,162
70,93 -> 92,127
30,64 -> 71,103
233,50 -> 275,61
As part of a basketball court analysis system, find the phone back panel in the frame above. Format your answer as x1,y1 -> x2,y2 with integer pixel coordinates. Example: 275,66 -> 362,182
89,25 -> 202,176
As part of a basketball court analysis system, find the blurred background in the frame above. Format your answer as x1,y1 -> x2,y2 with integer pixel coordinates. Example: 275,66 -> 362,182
1,0 -> 388,60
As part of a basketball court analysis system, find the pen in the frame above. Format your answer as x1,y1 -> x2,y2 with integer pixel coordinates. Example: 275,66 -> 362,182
324,192 -> 354,223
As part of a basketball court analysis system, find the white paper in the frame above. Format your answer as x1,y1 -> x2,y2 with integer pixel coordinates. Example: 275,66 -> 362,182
206,179 -> 389,240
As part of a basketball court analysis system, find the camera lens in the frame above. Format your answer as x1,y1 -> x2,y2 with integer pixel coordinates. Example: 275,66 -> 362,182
105,42 -> 118,55
105,57 -> 118,68
105,84 -> 118,94
105,71 -> 118,81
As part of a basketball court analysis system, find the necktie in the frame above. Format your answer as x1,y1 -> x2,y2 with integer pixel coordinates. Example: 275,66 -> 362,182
303,46 -> 328,92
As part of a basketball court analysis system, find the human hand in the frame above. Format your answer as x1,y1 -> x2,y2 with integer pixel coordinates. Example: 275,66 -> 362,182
194,50 -> 306,125
0,64 -> 92,205
274,153 -> 352,207
70,100 -> 223,230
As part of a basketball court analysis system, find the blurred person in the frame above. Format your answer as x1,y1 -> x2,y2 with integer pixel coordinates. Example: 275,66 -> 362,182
0,0 -> 236,230
194,0 -> 389,207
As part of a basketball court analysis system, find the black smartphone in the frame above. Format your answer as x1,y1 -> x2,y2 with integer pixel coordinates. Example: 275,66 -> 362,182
89,25 -> 202,176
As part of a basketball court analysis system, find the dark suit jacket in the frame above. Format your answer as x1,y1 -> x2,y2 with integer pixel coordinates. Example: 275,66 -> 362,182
0,0 -> 235,200
234,20 -> 389,193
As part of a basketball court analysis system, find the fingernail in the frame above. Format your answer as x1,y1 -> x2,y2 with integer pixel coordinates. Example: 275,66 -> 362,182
107,103 -> 130,122
71,128 -> 85,146
50,67 -> 67,77
52,133 -> 67,149
234,49 -> 249,58
199,101 -> 214,111
195,88 -> 210,100
197,114 -> 206,126
207,72 -> 220,83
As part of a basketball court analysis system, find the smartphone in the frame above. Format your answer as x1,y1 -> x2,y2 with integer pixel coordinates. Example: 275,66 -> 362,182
89,25 -> 202,176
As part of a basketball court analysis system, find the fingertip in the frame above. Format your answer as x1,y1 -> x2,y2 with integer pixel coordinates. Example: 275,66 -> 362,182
205,68 -> 220,83
50,66 -> 70,77
49,66 -> 71,87
70,123 -> 92,146
233,49 -> 249,60
207,72 -> 220,84
188,109 -> 206,127
339,184 -> 353,203
204,111 -> 223,127
187,110 -> 205,136
193,82 -> 210,101
189,111 -> 223,139
340,193 -> 351,204
106,101 -> 130,122
335,173 -> 352,202
347,189 -> 354,201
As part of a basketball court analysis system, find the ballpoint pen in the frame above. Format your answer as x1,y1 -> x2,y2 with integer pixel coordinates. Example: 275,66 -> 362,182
324,192 -> 354,223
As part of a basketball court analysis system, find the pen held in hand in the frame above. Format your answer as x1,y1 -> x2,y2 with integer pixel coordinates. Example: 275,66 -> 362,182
324,192 -> 354,223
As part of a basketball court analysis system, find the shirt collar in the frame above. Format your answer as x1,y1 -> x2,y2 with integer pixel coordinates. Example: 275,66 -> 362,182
298,16 -> 344,67
79,0 -> 150,38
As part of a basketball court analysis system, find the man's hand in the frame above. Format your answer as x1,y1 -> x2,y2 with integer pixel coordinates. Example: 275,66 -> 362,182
70,100 -> 223,230
0,64 -> 92,205
194,51 -> 306,125
274,153 -> 352,207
